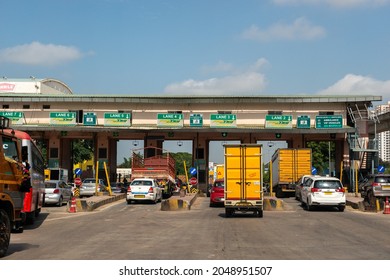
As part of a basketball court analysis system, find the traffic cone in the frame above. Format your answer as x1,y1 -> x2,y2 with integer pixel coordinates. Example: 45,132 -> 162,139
383,197 -> 390,215
69,196 -> 77,213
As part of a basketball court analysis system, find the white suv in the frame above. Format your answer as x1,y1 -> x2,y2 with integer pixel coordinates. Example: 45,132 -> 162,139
301,176 -> 346,212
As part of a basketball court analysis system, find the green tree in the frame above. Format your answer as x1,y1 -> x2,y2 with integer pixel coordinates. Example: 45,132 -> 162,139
72,139 -> 94,165
306,141 -> 335,175
118,157 -> 131,168
169,152 -> 192,176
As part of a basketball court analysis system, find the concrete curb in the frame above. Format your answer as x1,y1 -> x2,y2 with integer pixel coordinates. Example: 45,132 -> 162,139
263,197 -> 285,211
67,193 -> 126,212
346,199 -> 366,211
161,193 -> 198,211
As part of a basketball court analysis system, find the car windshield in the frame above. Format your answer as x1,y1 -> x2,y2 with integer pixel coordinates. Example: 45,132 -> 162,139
131,180 -> 153,186
45,183 -> 57,189
375,177 -> 390,183
314,180 -> 342,189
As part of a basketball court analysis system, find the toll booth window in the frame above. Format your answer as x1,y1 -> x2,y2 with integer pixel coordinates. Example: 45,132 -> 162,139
2,136 -> 19,160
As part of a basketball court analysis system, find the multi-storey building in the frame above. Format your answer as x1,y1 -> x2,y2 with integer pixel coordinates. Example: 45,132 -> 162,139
376,102 -> 390,162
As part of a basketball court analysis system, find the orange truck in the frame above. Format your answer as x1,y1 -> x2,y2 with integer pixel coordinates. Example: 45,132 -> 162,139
1,117 -> 29,257
224,144 -> 263,218
270,148 -> 312,198
131,146 -> 177,197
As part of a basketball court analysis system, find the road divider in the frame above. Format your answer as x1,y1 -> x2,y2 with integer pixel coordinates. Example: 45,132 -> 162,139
161,193 -> 197,211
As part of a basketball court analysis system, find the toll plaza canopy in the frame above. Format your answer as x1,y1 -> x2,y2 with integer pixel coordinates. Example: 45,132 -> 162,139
0,77 -> 383,186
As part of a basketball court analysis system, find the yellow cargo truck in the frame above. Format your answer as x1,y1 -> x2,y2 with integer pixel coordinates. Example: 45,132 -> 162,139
224,144 -> 263,218
271,148 -> 312,198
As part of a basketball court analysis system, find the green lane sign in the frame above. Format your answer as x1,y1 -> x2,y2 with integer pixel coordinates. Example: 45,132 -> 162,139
210,114 -> 237,128
83,112 -> 97,126
0,111 -> 24,125
104,112 -> 131,127
297,115 -> 311,129
315,115 -> 343,129
265,115 -> 292,129
50,112 -> 76,126
190,113 -> 203,127
157,113 -> 183,127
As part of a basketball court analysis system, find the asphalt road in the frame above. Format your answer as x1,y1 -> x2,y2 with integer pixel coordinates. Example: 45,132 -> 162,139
4,196 -> 390,260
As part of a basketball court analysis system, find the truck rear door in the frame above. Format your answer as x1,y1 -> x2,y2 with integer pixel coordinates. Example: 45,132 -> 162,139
225,144 -> 262,202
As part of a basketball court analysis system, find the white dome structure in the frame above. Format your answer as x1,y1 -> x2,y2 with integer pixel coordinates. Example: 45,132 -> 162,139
0,77 -> 73,95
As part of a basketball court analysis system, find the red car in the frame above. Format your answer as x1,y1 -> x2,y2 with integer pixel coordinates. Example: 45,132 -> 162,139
209,179 -> 225,207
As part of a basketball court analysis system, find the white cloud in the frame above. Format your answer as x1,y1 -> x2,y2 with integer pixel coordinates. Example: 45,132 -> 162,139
0,42 -> 84,66
318,74 -> 390,100
200,61 -> 234,75
272,0 -> 390,8
242,17 -> 326,42
164,59 -> 269,95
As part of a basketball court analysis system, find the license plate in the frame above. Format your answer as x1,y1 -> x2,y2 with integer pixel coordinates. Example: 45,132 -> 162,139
323,192 -> 332,195
134,195 -> 145,198
382,185 -> 390,190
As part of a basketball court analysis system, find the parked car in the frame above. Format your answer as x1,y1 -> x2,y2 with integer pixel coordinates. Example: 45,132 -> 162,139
80,178 -> 107,197
301,176 -> 346,211
126,178 -> 162,204
209,179 -> 225,207
44,180 -> 73,206
359,174 -> 390,205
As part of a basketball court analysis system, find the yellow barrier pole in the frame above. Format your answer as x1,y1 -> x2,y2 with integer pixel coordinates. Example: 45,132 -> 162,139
340,161 -> 346,192
270,161 -> 273,197
183,161 -> 189,192
104,161 -> 112,196
355,161 -> 359,197
95,161 -> 99,195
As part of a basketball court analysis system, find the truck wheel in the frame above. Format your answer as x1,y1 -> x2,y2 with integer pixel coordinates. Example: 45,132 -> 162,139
225,208 -> 233,218
257,210 -> 263,218
0,209 -> 11,258
276,188 -> 283,198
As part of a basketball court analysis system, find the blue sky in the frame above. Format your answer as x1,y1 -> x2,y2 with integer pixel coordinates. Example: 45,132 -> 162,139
1,0 -> 390,102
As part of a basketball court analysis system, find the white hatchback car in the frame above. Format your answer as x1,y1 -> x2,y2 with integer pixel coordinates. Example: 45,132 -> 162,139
301,176 -> 346,212
44,180 -> 73,206
126,178 -> 162,204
